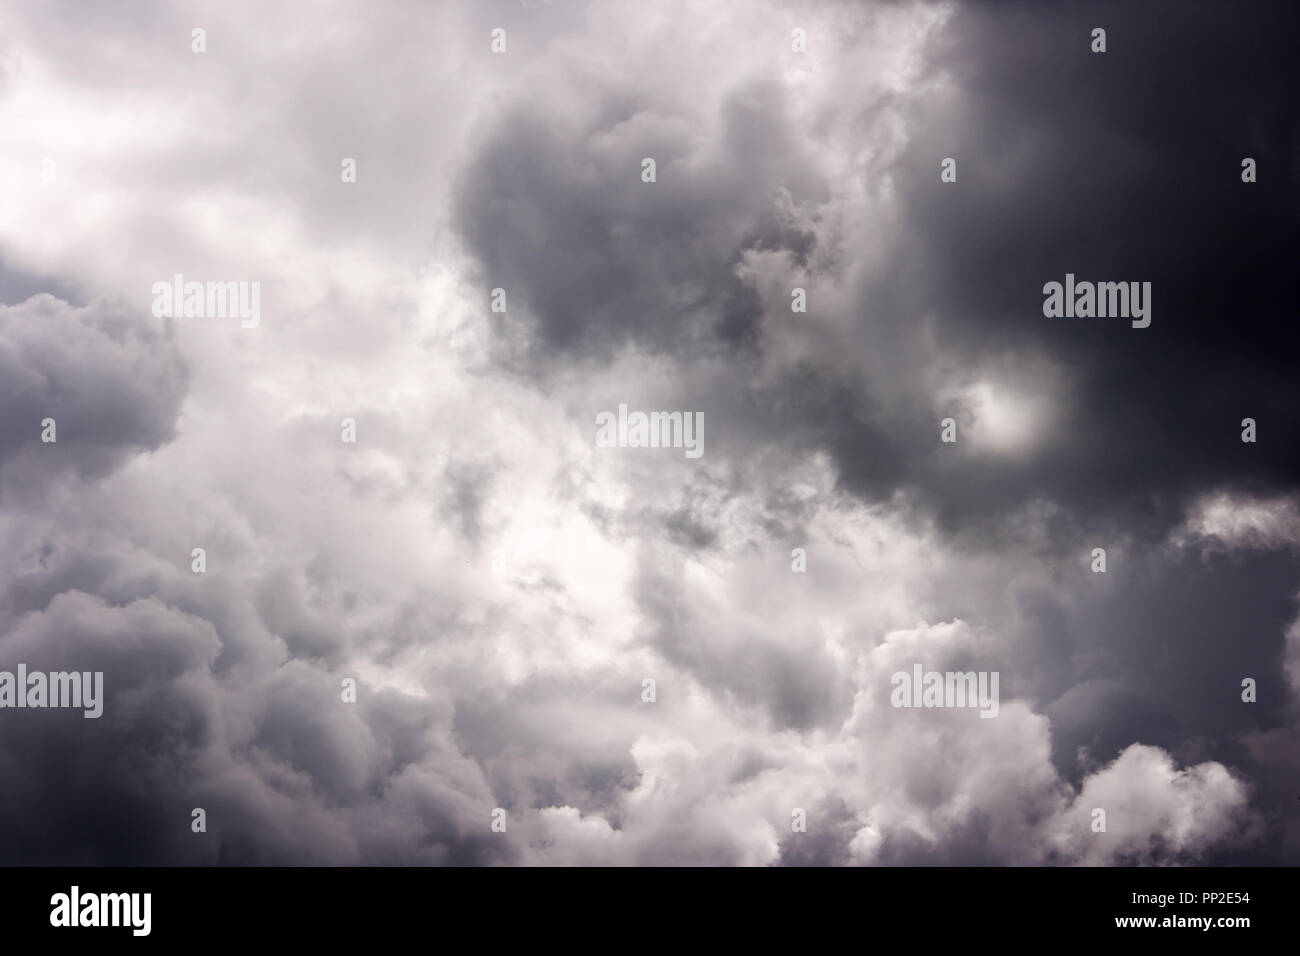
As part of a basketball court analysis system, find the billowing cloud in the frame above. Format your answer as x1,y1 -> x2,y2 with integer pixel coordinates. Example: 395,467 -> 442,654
0,0 -> 1295,867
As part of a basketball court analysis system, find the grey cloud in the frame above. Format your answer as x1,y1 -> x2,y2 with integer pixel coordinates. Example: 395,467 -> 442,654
1,0 -> 1296,869
0,295 -> 188,491
454,76 -> 826,360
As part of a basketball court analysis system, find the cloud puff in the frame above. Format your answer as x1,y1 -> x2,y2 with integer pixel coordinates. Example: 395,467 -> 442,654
0,294 -> 187,490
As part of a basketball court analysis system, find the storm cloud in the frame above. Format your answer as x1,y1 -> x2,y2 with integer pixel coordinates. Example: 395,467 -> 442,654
0,0 -> 1296,866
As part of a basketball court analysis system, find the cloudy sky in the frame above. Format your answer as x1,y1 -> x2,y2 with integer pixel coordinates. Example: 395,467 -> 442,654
1,0 -> 1297,865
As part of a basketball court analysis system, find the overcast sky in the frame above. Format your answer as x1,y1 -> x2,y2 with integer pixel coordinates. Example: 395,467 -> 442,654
1,0 -> 1297,865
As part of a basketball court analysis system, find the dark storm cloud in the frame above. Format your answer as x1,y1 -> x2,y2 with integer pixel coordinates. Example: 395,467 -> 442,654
867,0 -> 1300,862
455,0 -> 1299,542
776,796 -> 860,865
0,281 -> 508,865
441,2 -> 1300,866
974,540 -> 1299,861
453,76 -> 825,360
0,587 -> 223,865
0,548 -> 513,865
848,0 -> 1300,535
0,295 -> 188,489
3,0 -> 1296,868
